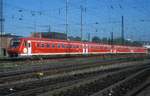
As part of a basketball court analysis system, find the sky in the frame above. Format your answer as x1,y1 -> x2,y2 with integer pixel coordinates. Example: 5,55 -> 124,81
3,0 -> 150,41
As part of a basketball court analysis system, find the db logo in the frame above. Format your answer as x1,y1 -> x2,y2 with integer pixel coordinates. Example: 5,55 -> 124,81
23,48 -> 27,53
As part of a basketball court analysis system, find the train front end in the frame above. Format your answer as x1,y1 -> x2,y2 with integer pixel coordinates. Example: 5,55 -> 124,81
7,38 -> 22,57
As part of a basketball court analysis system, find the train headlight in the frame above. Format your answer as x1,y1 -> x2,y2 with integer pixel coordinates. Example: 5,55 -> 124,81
23,48 -> 27,53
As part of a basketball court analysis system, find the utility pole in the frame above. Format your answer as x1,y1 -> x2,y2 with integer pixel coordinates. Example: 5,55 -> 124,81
48,25 -> 51,32
0,0 -> 4,56
34,21 -> 36,32
88,33 -> 90,42
110,32 -> 114,53
80,5 -> 83,41
121,16 -> 124,45
110,32 -> 113,45
65,0 -> 68,40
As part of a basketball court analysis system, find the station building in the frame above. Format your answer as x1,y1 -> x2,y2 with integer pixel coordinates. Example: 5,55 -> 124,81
142,41 -> 150,54
30,32 -> 67,40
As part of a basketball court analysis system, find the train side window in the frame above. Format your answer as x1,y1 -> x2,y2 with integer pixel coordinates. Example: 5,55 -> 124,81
68,45 -> 70,48
41,44 -> 44,48
24,41 -> 27,47
58,44 -> 60,48
66,45 -> 68,48
66,45 -> 69,48
75,45 -> 77,48
62,44 -> 65,48
72,45 -> 74,48
28,43 -> 31,47
69,45 -> 71,48
80,45 -> 81,48
52,44 -> 55,48
73,45 -> 76,48
47,44 -> 50,48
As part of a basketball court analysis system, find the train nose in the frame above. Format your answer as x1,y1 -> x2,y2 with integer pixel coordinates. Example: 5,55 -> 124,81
7,48 -> 19,57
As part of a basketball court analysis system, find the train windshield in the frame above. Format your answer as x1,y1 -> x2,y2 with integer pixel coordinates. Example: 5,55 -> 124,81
10,39 -> 20,48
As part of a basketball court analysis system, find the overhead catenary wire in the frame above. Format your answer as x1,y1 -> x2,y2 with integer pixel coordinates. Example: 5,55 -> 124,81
2,0 -> 150,41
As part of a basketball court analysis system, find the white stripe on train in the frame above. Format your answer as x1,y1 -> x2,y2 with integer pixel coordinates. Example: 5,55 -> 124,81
19,51 -> 146,56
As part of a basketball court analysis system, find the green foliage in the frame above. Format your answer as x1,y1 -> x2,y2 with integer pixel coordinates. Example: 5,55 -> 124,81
92,36 -> 101,43
68,35 -> 142,46
91,36 -> 142,46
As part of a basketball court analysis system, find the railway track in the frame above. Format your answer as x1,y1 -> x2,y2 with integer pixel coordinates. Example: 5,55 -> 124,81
2,66 -> 123,96
0,59 -> 149,96
90,66 -> 150,96
0,54 -> 110,63
0,57 -> 128,77
38,64 -> 150,96
0,54 -> 147,73
0,57 -> 147,84
0,53 -> 148,64
125,76 -> 150,96
0,55 -> 116,72
0,54 -> 148,74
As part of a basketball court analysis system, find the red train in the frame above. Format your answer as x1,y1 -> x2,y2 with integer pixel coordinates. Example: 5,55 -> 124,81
7,37 -> 148,57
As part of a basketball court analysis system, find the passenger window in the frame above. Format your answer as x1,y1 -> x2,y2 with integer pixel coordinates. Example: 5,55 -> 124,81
70,45 -> 72,48
62,44 -> 65,48
41,44 -> 44,47
73,45 -> 76,48
66,45 -> 69,48
28,43 -> 31,47
58,44 -> 60,48
52,44 -> 55,48
47,44 -> 50,48
24,41 -> 27,47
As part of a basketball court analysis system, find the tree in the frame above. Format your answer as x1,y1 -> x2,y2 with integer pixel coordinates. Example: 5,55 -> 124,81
92,36 -> 100,43
74,36 -> 81,41
101,37 -> 108,43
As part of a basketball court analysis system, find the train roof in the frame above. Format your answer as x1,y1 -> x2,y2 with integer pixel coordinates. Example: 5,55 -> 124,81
19,37 -> 113,45
20,37 -> 81,43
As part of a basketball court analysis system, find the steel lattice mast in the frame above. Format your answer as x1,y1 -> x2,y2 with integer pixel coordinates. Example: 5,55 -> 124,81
0,0 -> 4,56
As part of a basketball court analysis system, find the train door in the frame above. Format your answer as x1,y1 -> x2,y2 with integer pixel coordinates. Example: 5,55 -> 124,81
27,41 -> 32,55
83,44 -> 88,54
85,44 -> 88,54
82,44 -> 86,54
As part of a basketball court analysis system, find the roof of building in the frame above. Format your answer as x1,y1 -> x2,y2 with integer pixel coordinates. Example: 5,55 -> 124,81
1,33 -> 22,38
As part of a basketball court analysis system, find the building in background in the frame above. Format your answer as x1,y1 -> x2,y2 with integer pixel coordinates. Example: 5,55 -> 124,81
142,41 -> 150,53
30,32 -> 67,40
0,33 -> 21,56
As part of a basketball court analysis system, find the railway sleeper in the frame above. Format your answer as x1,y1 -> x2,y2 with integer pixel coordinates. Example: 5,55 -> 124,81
37,65 -> 149,96
0,66 -> 125,96
0,63 -> 143,96
90,67 -> 150,96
